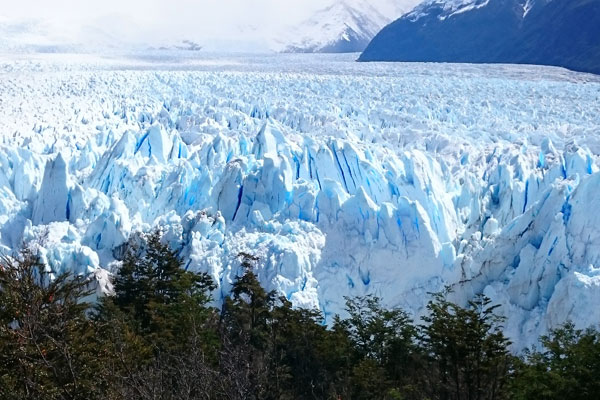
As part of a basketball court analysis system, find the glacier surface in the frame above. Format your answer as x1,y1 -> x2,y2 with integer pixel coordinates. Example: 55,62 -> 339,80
1,52 -> 599,349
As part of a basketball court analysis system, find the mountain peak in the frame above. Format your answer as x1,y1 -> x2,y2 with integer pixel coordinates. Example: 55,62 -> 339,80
273,0 -> 392,53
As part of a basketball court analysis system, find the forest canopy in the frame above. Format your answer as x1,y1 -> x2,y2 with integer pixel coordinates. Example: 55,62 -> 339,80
0,231 -> 599,400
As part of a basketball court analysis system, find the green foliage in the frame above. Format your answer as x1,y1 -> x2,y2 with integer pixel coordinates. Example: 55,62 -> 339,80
220,253 -> 353,399
1,238 -> 599,399
420,292 -> 513,400
511,322 -> 600,400
96,230 -> 221,398
222,253 -> 276,350
0,247 -> 108,400
335,295 -> 421,398
112,230 -> 216,343
268,298 -> 337,399
219,254 -> 277,399
342,295 -> 417,369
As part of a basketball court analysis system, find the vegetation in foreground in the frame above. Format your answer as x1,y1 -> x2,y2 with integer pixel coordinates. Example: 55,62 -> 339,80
0,231 -> 599,400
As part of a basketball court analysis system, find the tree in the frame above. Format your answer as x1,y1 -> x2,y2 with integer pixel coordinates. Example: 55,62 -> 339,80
335,295 -> 420,399
511,322 -> 600,400
420,292 -> 512,400
220,253 -> 353,400
219,253 -> 277,399
96,230 -> 220,399
0,247 -> 109,400
112,230 -> 216,343
267,297 -> 340,399
221,253 -> 275,350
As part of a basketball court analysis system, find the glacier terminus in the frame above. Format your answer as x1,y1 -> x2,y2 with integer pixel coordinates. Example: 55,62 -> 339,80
1,52 -> 599,350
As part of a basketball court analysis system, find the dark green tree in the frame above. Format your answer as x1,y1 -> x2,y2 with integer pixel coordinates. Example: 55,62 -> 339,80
222,253 -> 275,350
0,248 -> 110,400
511,322 -> 600,400
220,253 -> 355,400
96,230 -> 220,399
420,292 -> 512,400
219,253 -> 277,399
267,297 -> 343,399
335,295 -> 419,399
112,230 -> 216,343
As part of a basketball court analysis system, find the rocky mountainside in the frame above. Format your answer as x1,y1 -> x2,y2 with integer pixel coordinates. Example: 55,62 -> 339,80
360,0 -> 600,75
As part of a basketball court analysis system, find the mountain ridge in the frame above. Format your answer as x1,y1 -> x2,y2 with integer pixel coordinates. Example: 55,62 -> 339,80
275,0 -> 417,53
360,0 -> 600,75
275,1 -> 389,53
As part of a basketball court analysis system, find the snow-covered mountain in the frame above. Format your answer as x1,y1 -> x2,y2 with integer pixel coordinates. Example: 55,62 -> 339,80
274,0 -> 418,53
360,0 -> 600,75
275,2 -> 388,53
1,53 -> 599,350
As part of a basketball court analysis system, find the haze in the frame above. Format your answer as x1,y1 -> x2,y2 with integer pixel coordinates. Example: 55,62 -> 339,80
0,0 -> 418,51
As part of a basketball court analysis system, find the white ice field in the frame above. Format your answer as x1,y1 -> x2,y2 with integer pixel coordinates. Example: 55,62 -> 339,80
1,52 -> 599,349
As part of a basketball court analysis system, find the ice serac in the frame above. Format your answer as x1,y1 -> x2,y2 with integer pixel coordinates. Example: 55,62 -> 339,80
32,153 -> 71,225
0,55 -> 599,350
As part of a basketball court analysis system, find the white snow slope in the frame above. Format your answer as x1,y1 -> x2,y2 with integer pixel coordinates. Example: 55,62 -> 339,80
274,0 -> 417,53
407,0 -> 494,21
1,52 -> 599,349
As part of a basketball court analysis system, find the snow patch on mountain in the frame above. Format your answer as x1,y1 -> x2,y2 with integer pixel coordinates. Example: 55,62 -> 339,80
274,0 -> 417,53
406,0 -> 528,21
407,0 -> 482,20
273,2 -> 380,53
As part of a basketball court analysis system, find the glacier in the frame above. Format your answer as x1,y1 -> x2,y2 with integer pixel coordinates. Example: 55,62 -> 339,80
1,52 -> 599,349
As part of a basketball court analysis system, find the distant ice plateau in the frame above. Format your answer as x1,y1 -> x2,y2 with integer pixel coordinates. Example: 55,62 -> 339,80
1,52 -> 599,349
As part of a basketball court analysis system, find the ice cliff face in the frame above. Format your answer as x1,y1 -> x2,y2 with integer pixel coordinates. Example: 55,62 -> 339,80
1,53 -> 599,349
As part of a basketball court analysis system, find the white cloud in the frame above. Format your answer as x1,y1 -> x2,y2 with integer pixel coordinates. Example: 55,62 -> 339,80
1,0 -> 318,48
0,0 -> 419,51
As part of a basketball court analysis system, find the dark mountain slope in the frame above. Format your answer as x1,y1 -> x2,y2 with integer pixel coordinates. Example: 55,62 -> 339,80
359,0 -> 600,75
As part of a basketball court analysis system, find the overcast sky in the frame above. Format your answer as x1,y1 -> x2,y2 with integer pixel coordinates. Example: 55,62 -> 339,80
1,0 -> 324,27
0,0 -> 418,50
